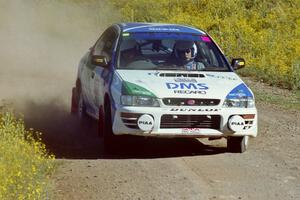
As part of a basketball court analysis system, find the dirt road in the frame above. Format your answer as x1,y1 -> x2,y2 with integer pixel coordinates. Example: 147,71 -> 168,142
2,72 -> 299,199
45,97 -> 298,200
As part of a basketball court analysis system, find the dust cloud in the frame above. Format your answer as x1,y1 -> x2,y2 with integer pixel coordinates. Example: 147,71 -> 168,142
0,0 -> 119,107
0,0 -> 120,155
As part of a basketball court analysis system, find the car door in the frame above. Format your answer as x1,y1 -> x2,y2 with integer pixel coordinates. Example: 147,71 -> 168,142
80,50 -> 95,114
88,27 -> 119,118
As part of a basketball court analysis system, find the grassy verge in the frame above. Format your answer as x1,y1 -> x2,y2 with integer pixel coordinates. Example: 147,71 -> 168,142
254,89 -> 300,110
0,111 -> 55,200
242,76 -> 300,111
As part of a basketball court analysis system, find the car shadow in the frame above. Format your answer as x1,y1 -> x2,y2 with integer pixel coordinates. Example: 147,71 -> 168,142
102,137 -> 227,159
21,100 -> 227,159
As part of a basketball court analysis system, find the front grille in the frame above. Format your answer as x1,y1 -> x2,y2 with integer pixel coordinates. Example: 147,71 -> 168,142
160,114 -> 221,129
120,112 -> 142,129
162,98 -> 220,106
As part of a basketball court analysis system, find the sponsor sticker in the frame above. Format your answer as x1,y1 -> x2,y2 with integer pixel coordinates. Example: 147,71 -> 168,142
170,108 -> 220,112
182,128 -> 202,134
226,83 -> 253,99
206,73 -> 237,80
228,115 -> 245,132
228,90 -> 247,98
166,82 -> 208,95
137,114 -> 154,131
149,27 -> 180,32
200,36 -> 211,42
174,78 -> 197,83
166,82 -> 208,90
174,90 -> 206,94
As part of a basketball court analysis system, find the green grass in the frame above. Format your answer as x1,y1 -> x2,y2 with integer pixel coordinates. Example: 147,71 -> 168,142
252,88 -> 300,110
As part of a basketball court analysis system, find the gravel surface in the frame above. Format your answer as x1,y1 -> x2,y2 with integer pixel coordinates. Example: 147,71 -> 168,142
48,95 -> 300,200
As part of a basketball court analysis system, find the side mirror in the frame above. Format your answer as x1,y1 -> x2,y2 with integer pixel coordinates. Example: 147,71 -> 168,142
91,55 -> 109,68
231,58 -> 245,70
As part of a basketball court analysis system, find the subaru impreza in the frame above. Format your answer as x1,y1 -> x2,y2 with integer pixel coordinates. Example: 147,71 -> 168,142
71,23 -> 257,153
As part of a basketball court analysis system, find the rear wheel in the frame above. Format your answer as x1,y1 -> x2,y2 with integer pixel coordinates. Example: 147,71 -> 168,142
75,89 -> 90,130
227,136 -> 249,153
77,91 -> 87,119
71,86 -> 86,118
98,106 -> 104,137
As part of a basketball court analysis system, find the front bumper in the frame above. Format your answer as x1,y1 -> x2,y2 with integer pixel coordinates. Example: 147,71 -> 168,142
112,105 -> 257,138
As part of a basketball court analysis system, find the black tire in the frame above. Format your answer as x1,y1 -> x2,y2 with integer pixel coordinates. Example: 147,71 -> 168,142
227,136 -> 249,153
77,91 -> 85,118
103,102 -> 118,153
76,89 -> 90,130
98,106 -> 104,137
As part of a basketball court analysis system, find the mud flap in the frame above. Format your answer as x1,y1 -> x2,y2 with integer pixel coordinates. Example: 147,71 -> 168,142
98,106 -> 104,137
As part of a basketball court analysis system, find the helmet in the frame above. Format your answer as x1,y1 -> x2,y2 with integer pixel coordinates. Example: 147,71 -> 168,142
174,40 -> 197,61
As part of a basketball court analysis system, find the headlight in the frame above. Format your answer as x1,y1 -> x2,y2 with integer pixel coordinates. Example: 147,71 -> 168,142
121,95 -> 160,107
223,97 -> 255,108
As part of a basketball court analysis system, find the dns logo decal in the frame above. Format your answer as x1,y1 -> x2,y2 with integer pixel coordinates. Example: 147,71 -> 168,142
166,83 -> 209,90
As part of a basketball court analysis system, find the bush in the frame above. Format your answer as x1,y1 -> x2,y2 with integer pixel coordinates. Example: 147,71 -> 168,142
111,0 -> 300,89
0,112 -> 54,200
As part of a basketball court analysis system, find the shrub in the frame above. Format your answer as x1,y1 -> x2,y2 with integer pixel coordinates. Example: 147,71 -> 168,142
111,0 -> 300,89
0,112 -> 54,200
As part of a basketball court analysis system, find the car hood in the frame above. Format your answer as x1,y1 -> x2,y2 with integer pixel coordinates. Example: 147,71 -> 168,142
115,70 -> 253,100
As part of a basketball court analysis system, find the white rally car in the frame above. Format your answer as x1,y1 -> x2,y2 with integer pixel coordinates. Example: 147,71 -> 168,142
71,23 -> 257,153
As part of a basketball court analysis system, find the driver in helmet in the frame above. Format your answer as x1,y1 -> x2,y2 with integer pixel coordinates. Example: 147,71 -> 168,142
173,40 -> 205,70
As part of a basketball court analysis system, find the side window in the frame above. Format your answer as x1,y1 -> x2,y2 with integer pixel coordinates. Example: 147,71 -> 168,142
197,42 -> 217,66
197,41 -> 227,68
93,28 -> 118,62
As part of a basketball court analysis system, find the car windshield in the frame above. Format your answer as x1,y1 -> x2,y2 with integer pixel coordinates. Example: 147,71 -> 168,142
116,32 -> 230,71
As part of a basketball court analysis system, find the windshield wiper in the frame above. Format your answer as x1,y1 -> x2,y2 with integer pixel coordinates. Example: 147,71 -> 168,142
154,66 -> 185,70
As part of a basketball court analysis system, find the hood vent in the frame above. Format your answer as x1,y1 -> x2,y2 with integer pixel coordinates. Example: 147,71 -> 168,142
159,73 -> 205,78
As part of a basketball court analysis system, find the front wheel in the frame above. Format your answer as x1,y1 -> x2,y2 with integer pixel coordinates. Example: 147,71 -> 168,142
227,136 -> 249,153
102,102 -> 118,152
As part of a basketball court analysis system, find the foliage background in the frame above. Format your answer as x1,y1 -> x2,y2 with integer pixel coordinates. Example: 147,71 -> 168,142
111,0 -> 300,89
